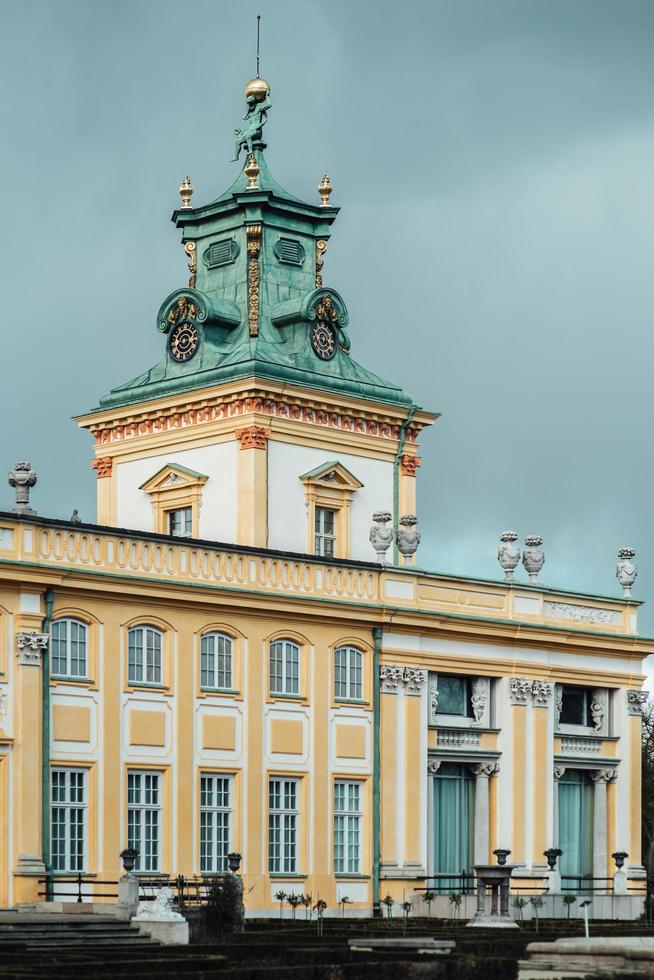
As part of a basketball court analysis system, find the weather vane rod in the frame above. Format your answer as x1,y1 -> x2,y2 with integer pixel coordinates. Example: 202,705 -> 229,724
256,15 -> 261,78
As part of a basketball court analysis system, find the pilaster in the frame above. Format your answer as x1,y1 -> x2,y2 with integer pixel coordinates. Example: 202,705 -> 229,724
235,426 -> 270,547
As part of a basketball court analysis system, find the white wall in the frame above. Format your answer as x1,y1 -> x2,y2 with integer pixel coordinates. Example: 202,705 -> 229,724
116,443 -> 238,543
267,441 -> 394,561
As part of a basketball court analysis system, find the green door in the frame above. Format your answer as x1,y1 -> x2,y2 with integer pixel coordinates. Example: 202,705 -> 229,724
558,769 -> 593,877
433,763 -> 474,888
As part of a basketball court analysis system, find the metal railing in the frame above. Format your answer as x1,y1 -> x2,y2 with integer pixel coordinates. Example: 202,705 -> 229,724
38,872 -> 232,907
38,874 -> 119,903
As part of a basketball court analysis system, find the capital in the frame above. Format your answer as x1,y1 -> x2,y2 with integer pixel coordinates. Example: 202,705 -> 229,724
400,454 -> 422,477
627,690 -> 648,716
16,631 -> 48,666
235,425 -> 270,450
92,456 -> 113,479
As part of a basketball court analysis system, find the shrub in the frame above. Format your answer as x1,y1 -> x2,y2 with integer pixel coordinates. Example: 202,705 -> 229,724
199,874 -> 244,941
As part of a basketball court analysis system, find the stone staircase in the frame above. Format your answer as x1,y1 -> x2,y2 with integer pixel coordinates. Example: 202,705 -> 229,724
0,912 -> 157,948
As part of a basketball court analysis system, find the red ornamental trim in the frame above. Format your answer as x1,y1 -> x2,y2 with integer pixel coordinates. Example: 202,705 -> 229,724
400,454 -> 422,477
235,425 -> 271,450
93,398 -> 420,446
91,456 -> 113,479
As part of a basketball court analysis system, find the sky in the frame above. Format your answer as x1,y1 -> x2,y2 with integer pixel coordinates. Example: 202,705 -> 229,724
1,0 -> 654,648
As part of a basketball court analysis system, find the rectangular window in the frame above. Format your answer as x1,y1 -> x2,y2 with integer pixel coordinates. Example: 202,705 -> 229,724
200,774 -> 231,873
168,507 -> 193,537
314,507 -> 337,558
127,771 -> 161,872
269,778 -> 298,873
437,676 -> 473,717
51,619 -> 87,678
334,781 -> 362,874
560,686 -> 591,727
269,640 -> 300,696
51,768 -> 86,872
128,627 -> 162,685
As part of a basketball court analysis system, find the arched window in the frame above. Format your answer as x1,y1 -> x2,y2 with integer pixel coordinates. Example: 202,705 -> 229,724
128,626 -> 162,685
269,639 -> 300,696
51,619 -> 87,678
200,633 -> 233,690
334,646 -> 363,700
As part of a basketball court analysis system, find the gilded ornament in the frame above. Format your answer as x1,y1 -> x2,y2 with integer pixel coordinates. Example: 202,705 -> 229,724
179,176 -> 193,209
167,297 -> 198,326
233,81 -> 271,161
315,239 -> 328,288
183,241 -> 197,289
244,154 -> 260,190
246,224 -> 262,337
318,174 -> 333,207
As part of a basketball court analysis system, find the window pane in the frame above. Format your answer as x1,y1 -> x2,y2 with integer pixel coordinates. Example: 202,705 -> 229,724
51,769 -> 86,873
437,676 -> 466,715
561,687 -> 588,726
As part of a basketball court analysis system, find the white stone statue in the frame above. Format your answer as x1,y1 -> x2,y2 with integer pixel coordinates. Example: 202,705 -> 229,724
134,886 -> 183,921
616,548 -> 637,598
522,535 -> 545,583
369,511 -> 394,563
497,532 -> 520,581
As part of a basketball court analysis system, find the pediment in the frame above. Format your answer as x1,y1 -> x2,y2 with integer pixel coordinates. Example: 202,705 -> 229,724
299,460 -> 363,491
139,463 -> 209,494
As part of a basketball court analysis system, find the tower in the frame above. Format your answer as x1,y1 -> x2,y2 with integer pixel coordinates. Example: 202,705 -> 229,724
77,78 -> 437,562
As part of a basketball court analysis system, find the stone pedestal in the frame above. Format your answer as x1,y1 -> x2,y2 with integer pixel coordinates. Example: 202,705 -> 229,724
116,874 -> 139,921
467,864 -> 518,928
546,869 -> 561,895
613,868 -> 628,896
135,919 -> 189,945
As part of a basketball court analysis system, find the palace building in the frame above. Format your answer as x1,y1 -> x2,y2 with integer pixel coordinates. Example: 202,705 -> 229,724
0,75 -> 651,916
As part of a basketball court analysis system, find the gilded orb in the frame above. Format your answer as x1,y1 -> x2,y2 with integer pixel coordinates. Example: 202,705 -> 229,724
245,77 -> 270,102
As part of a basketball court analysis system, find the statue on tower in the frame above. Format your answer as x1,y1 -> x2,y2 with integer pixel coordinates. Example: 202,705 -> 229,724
233,78 -> 271,161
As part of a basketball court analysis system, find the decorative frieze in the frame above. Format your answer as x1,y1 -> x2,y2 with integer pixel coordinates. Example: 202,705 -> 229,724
90,396 -> 422,447
246,223 -> 262,337
560,736 -> 601,754
235,425 -> 271,450
92,456 -> 113,479
16,631 -> 48,666
436,729 -> 481,748
627,690 -> 648,716
379,664 -> 426,695
544,601 -> 616,625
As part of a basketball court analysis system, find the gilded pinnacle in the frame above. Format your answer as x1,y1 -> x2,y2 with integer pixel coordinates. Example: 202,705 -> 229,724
179,176 -> 193,209
244,154 -> 260,190
318,174 -> 333,207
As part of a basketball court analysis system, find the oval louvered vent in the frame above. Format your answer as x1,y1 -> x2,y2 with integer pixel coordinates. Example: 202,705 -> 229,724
203,238 -> 240,269
273,237 -> 306,266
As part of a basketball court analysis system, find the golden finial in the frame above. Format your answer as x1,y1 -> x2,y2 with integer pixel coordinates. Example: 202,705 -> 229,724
318,174 -> 333,207
244,154 -> 260,190
179,176 -> 193,209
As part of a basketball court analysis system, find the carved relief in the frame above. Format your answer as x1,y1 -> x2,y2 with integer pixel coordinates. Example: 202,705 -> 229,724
553,766 -> 566,781
470,762 -> 499,778
591,768 -> 617,784
91,456 -> 113,479
509,677 -> 533,706
400,454 -> 422,477
167,296 -> 198,326
16,631 -> 48,666
315,239 -> 327,288
246,224 -> 262,337
183,241 -> 197,289
428,674 -> 439,725
427,760 -> 441,776
379,665 -> 426,695
471,677 -> 489,724
555,686 -> 563,726
627,690 -> 648,716
544,601 -> 615,625
532,680 -> 554,707
235,425 -> 270,450
590,689 -> 606,732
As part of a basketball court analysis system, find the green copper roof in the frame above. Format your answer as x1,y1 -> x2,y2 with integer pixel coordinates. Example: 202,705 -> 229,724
92,128 -> 418,414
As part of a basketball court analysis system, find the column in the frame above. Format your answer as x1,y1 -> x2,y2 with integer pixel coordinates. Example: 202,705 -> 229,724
627,690 -> 647,870
13,628 -> 48,902
235,426 -> 270,547
508,678 -> 533,864
531,680 -> 554,869
471,763 -> 498,865
592,769 -> 616,880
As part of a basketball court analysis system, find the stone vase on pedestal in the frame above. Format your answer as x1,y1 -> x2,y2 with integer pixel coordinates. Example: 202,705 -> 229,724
522,536 -> 545,583
369,511 -> 394,563
497,532 -> 521,581
616,548 -> 637,598
396,515 -> 420,564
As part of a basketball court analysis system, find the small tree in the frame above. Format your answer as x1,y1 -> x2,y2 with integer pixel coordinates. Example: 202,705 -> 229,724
382,894 -> 394,928
512,896 -> 527,923
530,895 -> 544,932
448,892 -> 462,920
562,894 -> 576,919
338,895 -> 351,918
301,893 -> 312,920
401,900 -> 412,935
423,890 -> 436,918
274,890 -> 287,921
313,898 -> 327,937
287,893 -> 301,921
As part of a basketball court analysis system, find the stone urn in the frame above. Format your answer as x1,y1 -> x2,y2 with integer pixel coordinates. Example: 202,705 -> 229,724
616,548 -> 637,598
543,848 -> 562,871
369,511 -> 394,563
612,851 -> 628,870
497,532 -> 520,581
8,461 -> 37,515
522,535 -> 545,583
493,848 -> 511,867
396,515 -> 420,563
